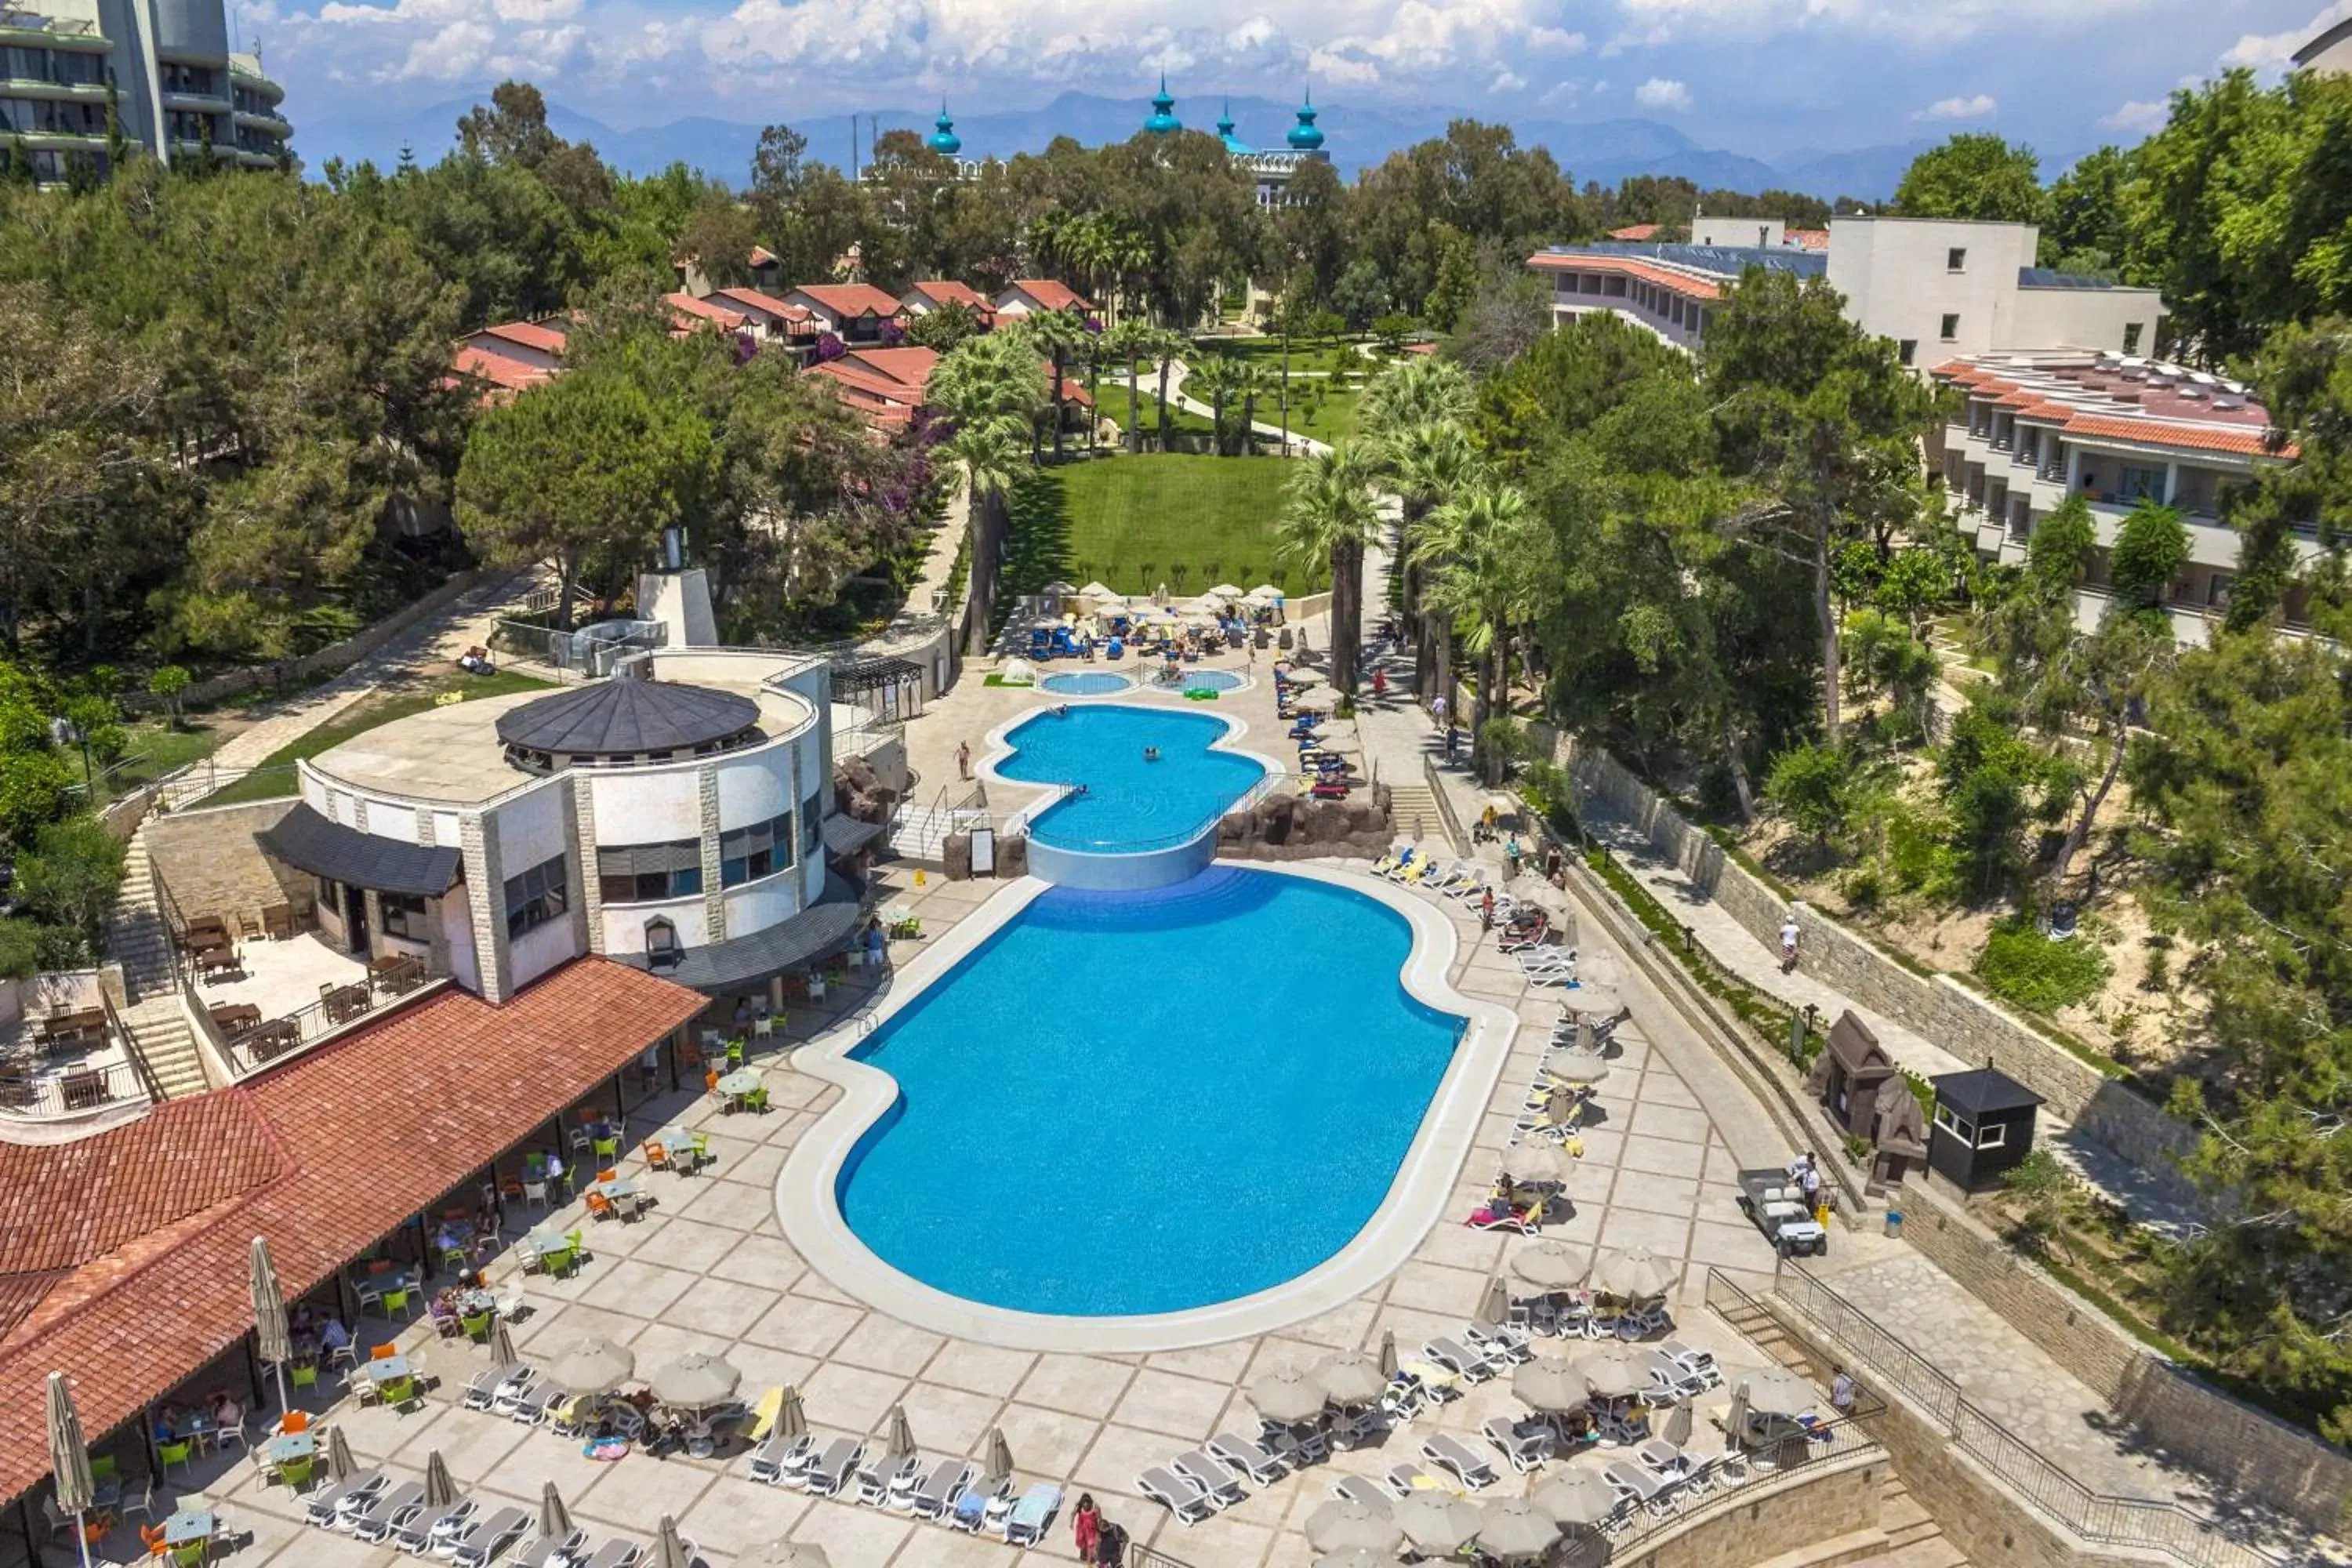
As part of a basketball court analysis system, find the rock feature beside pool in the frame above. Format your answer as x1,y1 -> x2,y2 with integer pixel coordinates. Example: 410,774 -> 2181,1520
1216,786 -> 1391,861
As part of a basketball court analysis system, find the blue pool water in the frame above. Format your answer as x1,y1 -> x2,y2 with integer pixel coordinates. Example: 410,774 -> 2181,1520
838,868 -> 1464,1314
1039,672 -> 1131,697
1181,669 -> 1245,693
998,703 -> 1267,851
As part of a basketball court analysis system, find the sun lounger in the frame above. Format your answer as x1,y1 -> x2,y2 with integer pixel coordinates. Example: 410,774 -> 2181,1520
306,1470 -> 384,1529
1635,1439 -> 1691,1479
1173,1450 -> 1246,1508
578,1541 -> 644,1568
1483,1417 -> 1551,1473
858,1450 -> 919,1507
509,1532 -> 587,1568
1421,1336 -> 1499,1381
393,1496 -> 475,1555
803,1438 -> 863,1498
1643,1352 -> 1705,1403
1331,1475 -> 1392,1511
1330,1405 -> 1384,1449
507,1380 -> 564,1425
747,1430 -> 813,1486
1604,1460 -> 1672,1515
1004,1483 -> 1064,1546
1138,1464 -> 1214,1525
1465,1316 -> 1534,1363
1382,1461 -> 1443,1497
448,1505 -> 531,1567
881,1452 -> 932,1510
909,1458 -> 975,1519
1208,1431 -> 1286,1485
348,1483 -> 424,1541
1421,1432 -> 1498,1489
1658,1341 -> 1722,1388
949,1469 -> 1009,1533
463,1361 -> 528,1411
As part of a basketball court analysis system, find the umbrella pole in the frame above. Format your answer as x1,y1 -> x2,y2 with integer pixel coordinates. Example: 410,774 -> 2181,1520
73,1508 -> 91,1568
275,1360 -> 291,1417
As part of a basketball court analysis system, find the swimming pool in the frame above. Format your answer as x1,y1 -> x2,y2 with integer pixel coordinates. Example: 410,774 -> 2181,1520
833,867 -> 1465,1316
1179,669 -> 1246,694
1038,672 -> 1131,697
996,703 -> 1267,852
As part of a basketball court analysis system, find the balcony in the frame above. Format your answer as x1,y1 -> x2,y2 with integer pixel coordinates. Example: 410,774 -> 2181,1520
0,971 -> 156,1127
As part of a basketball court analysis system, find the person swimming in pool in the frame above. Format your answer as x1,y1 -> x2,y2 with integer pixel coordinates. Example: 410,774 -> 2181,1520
1143,746 -> 1160,761
1054,703 -> 1071,717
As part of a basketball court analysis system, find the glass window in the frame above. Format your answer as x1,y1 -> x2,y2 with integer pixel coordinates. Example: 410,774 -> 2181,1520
719,810 -> 796,887
595,840 -> 701,903
2119,465 -> 2168,503
379,892 -> 427,940
6,46 -> 44,79
2122,323 -> 2143,354
1897,339 -> 1916,366
1975,1121 -> 2007,1150
803,790 -> 822,858
503,855 -> 568,940
57,51 -> 102,85
1940,314 -> 1961,341
1946,247 -> 1966,272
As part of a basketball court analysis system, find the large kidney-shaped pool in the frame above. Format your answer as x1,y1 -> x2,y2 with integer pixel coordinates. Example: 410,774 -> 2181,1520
833,867 -> 1465,1316
996,703 -> 1267,853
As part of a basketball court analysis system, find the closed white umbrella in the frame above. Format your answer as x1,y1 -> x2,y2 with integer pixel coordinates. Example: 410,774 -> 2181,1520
1511,1243 -> 1591,1290
46,1372 -> 94,1568
326,1426 -> 356,1483
1250,1366 -> 1327,1425
651,1515 -> 692,1568
423,1450 -> 458,1509
539,1480 -> 574,1542
775,1386 -> 808,1444
1306,1499 -> 1401,1555
1377,1329 -> 1399,1381
880,1403 -> 916,1469
1477,1275 -> 1513,1327
985,1426 -> 1014,1480
1663,1399 -> 1695,1445
1512,1358 -> 1588,1414
489,1319 -> 519,1370
250,1236 -> 292,1414
1590,1247 -> 1675,1301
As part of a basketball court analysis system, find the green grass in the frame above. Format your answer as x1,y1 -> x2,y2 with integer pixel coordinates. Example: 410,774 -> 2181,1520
84,718 -> 233,806
1196,336 -> 1369,376
201,670 -> 554,807
1002,455 -> 1321,604
1112,387 -> 1215,440
1281,383 -> 1363,445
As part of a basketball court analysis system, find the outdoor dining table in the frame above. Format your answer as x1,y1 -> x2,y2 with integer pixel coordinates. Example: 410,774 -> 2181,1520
263,1431 -> 315,1466
715,1069 -> 760,1108
363,1356 -> 411,1387
162,1508 -> 216,1547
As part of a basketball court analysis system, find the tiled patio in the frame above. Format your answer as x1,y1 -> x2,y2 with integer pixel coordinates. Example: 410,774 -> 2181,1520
22,850 -> 1810,1568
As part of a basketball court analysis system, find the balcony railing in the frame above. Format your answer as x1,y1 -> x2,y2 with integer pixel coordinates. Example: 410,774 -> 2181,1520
212,959 -> 435,1074
0,1057 -> 150,1119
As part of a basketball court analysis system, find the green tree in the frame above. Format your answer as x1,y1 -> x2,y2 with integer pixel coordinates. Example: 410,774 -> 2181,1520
1024,308 -> 1090,459
1276,444 -> 1381,698
2107,498 -> 2190,611
15,817 -> 124,959
146,666 -> 191,729
1937,691 -> 2061,895
905,301 -> 982,353
1764,741 -> 1852,849
1422,479 -> 1543,780
1892,133 -> 2048,225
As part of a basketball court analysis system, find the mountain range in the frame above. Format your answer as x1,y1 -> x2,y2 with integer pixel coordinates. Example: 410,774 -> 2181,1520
295,90 -> 1946,204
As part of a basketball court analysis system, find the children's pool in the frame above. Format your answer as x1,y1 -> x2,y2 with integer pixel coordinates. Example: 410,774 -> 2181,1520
1038,672 -> 1131,697
996,703 -> 1267,852
835,867 -> 1465,1315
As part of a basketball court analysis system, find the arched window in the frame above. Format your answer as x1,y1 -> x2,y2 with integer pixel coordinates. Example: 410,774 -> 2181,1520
644,916 -> 681,969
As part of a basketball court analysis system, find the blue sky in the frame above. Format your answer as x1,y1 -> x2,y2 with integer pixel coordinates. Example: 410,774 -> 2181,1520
241,0 -> 2339,158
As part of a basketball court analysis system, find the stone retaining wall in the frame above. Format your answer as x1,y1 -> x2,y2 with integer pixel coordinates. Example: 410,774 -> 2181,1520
1549,736 -> 2206,1214
1901,1185 -> 2352,1532
1609,1453 -> 1883,1568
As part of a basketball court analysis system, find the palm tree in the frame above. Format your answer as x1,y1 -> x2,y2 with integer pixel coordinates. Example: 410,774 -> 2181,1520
927,334 -> 1050,652
1187,354 -> 1248,456
1383,419 -> 1484,697
1103,319 -> 1153,454
1025,308 -> 1090,459
1423,479 -> 1541,782
1276,443 -> 1383,698
1149,327 -> 1186,452
943,415 -> 1029,654
1238,361 -> 1279,454
1359,354 -> 1475,446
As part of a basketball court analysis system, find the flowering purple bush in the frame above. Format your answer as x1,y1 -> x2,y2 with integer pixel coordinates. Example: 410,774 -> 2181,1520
1083,315 -> 1103,334
734,330 -> 758,365
879,318 -> 907,346
815,332 -> 846,362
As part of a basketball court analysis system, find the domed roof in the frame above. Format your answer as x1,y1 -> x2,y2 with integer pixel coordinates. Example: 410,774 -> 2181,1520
1216,99 -> 1253,154
1143,74 -> 1182,135
1287,90 -> 1324,151
495,678 -> 760,758
926,102 -> 961,156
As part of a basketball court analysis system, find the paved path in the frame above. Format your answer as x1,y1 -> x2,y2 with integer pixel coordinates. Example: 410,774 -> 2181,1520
1162,360 -> 1334,458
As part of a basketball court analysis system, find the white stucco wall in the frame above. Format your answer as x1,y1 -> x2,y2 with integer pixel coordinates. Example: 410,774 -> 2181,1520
444,890 -> 481,993
508,915 -> 581,991
722,867 -> 805,938
586,768 -> 702,843
490,786 -> 569,873
600,895 -> 711,956
1830,217 -> 2036,361
2009,286 -> 2163,354
714,749 -> 793,830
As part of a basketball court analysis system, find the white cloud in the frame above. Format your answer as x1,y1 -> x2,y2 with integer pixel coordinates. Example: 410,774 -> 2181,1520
1490,68 -> 1527,93
2100,98 -> 2169,132
1915,93 -> 1997,121
2220,2 -> 2349,74
1603,0 -> 2151,53
1634,76 -> 1690,110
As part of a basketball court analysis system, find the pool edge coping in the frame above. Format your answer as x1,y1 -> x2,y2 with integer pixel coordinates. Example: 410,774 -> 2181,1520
771,861 -> 1523,1352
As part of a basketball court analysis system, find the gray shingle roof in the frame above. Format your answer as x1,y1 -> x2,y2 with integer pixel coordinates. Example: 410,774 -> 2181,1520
495,680 -> 759,757
256,804 -> 462,897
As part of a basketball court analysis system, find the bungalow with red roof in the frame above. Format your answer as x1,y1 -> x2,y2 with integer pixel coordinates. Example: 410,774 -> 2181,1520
708,287 -> 819,347
782,282 -> 906,346
808,343 -> 1091,435
665,292 -> 751,336
993,279 -> 1094,319
898,280 -> 995,328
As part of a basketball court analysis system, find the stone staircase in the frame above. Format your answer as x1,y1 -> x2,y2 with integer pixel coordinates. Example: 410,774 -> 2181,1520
886,803 -> 991,866
107,826 -> 212,1101
1384,782 -> 1450,848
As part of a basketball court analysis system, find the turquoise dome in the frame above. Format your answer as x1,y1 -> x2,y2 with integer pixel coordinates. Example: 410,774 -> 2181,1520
1216,100 -> 1253,154
926,103 -> 961,156
1287,91 -> 1324,151
1143,74 -> 1182,135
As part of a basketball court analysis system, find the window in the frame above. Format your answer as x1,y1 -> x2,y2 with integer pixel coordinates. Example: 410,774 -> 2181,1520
379,892 -> 427,941
316,875 -> 339,909
719,811 -> 797,887
1974,1121 -> 2007,1150
2207,573 -> 2234,608
1897,339 -> 1917,366
1946,246 -> 1967,272
803,789 -> 824,858
1932,1105 -> 1973,1144
2119,464 -> 2168,503
596,839 -> 702,904
2122,323 -> 2143,354
1940,314 -> 1961,341
503,855 -> 568,940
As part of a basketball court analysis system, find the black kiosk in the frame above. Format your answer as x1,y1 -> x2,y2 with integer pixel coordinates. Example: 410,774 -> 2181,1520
1926,1067 -> 2042,1192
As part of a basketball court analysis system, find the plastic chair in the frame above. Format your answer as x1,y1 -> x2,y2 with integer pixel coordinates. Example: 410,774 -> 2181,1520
280,1409 -> 312,1432
90,1456 -> 118,1482
742,1085 -> 770,1113
566,1123 -> 591,1155
705,1069 -> 721,1095
367,1345 -> 396,1363
524,1151 -> 548,1178
590,1134 -> 619,1163
459,1311 -> 493,1341
279,1453 -> 316,1490
753,1014 -> 775,1040
725,1040 -> 746,1068
290,1363 -> 318,1391
585,1192 -> 615,1223
644,1142 -> 671,1173
379,1287 -> 415,1320
688,1131 -> 710,1172
158,1439 -> 194,1476
522,1178 -> 550,1210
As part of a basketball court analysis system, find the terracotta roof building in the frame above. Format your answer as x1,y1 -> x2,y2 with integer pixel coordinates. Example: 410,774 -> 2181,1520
784,283 -> 906,345
898,280 -> 995,325
993,279 -> 1094,318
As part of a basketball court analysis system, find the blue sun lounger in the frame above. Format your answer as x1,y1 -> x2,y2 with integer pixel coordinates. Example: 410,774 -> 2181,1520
1005,1482 -> 1064,1546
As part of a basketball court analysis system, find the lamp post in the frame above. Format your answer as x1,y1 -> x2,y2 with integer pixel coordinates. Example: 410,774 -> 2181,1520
49,716 -> 92,795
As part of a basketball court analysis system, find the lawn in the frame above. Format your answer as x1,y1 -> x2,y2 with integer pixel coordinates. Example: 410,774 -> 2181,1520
1002,454 -> 1323,605
1276,383 -> 1363,445
200,669 -> 554,807
1195,335 -> 1374,377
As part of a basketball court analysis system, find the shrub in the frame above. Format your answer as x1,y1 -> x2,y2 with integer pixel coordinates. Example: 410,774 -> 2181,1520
1764,741 -> 1851,845
1976,920 -> 2111,1013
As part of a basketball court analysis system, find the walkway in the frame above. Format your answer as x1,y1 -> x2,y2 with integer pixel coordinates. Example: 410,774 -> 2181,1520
1162,360 -> 1334,458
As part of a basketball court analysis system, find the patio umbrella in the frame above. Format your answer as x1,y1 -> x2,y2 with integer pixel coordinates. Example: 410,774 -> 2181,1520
1079,581 -> 1119,605
776,1386 -> 809,1445
985,1425 -> 1015,1480
1663,1399 -> 1695,1446
423,1450 -> 457,1510
489,1320 -> 518,1370
1209,583 -> 1245,600
1313,1352 -> 1387,1409
1590,1247 -> 1675,1301
1512,1242 -> 1592,1291
1391,1492 -> 1483,1555
548,1338 -> 635,1397
1316,733 -> 1363,756
1563,982 -> 1624,1022
1574,1348 -> 1652,1401
1577,949 -> 1624,987
1377,1329 -> 1399,1381
652,1515 -> 691,1568
1249,583 -> 1282,600
1737,1368 -> 1818,1419
326,1425 -> 356,1483
1512,1143 -> 1576,1185
1312,1553 -> 1398,1568
1548,1050 -> 1610,1088
1040,580 -> 1077,597
249,1236 -> 292,1414
1512,1358 -> 1588,1415
1477,1276 -> 1512,1327
539,1481 -> 574,1542
1305,1499 -> 1401,1555
880,1404 -> 916,1468
650,1352 -> 742,1412
1477,1498 -> 1560,1561
46,1372 -> 94,1568
1250,1365 -> 1328,1425
1724,1381 -> 1752,1448
1534,1470 -> 1621,1530
757,1544 -> 830,1568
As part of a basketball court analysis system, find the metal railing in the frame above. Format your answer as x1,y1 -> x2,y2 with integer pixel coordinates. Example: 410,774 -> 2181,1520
216,964 -> 440,1074
0,1057 -> 151,1118
1127,1542 -> 1200,1568
1773,1265 -> 2287,1568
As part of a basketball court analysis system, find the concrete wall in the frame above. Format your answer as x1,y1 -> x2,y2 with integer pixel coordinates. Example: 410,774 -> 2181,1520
1551,735 -> 2209,1215
1830,217 -> 2035,361
1900,1185 -> 2352,1531
145,798 -> 306,925
1610,1453 -> 1882,1568
2011,286 -> 2162,354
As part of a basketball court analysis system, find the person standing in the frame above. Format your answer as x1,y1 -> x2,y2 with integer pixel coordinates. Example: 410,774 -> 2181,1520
956,740 -> 973,781
1830,1366 -> 1857,1414
1780,914 -> 1800,973
1072,1494 -> 1102,1563
1480,888 -> 1496,932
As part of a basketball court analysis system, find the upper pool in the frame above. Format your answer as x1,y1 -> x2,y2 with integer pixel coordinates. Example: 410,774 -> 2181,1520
834,868 -> 1465,1316
996,703 -> 1268,852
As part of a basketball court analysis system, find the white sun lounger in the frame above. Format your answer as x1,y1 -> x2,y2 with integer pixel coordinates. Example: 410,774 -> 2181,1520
883,1453 -> 931,1510
1483,1417 -> 1551,1473
462,1362 -> 528,1412
909,1458 -> 975,1519
306,1470 -> 384,1529
509,1532 -> 586,1568
1207,1431 -> 1285,1485
579,1541 -> 644,1568
393,1496 -> 474,1555
1331,1475 -> 1392,1511
1421,1432 -> 1498,1489
1382,1461 -> 1440,1497
1138,1465 -> 1214,1525
446,1505 -> 531,1567
348,1483 -> 423,1541
1173,1450 -> 1246,1508
804,1438 -> 863,1497
748,1430 -> 813,1486
1465,1316 -> 1534,1363
948,1469 -> 1009,1533
858,1450 -> 919,1507
1421,1337 -> 1499,1381
1004,1483 -> 1063,1546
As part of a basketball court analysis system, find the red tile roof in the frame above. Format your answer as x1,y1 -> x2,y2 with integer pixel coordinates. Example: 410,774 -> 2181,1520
840,346 -> 939,394
1608,223 -> 1661,241
710,288 -> 814,325
477,320 -> 568,355
749,245 -> 778,268
791,283 -> 907,322
1004,279 -> 1094,314
1931,358 -> 2297,459
905,280 -> 993,314
2061,416 -> 2285,457
666,292 -> 750,330
808,359 -> 924,405
0,959 -> 703,1502
1524,252 -> 1722,303
450,346 -> 554,393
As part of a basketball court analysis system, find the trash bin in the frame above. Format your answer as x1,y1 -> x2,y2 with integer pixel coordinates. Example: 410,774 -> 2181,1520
1884,1209 -> 1904,1239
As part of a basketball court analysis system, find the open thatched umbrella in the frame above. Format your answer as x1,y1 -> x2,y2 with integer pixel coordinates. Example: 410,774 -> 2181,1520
1534,1470 -> 1620,1530
1314,1352 -> 1387,1409
1511,1243 -> 1591,1291
1563,982 -> 1624,1022
1548,1051 -> 1610,1087
46,1373 -> 94,1568
1311,1553 -> 1398,1568
1589,1247 -> 1675,1301
1250,1366 -> 1327,1425
1511,1143 -> 1577,1184
757,1544 -> 830,1568
1512,1358 -> 1588,1414
1476,1498 -> 1560,1561
1305,1498 -> 1401,1555
250,1236 -> 292,1413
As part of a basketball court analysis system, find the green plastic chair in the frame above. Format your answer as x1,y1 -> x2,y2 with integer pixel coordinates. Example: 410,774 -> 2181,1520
590,1134 -> 619,1162
379,1287 -> 414,1319
379,1375 -> 414,1409
742,1084 -> 769,1113
725,1040 -> 746,1068
279,1453 -> 316,1489
290,1363 -> 318,1390
157,1439 -> 193,1475
460,1311 -> 492,1340
89,1456 -> 118,1482
688,1131 -> 711,1172
539,1245 -> 572,1278
171,1542 -> 205,1567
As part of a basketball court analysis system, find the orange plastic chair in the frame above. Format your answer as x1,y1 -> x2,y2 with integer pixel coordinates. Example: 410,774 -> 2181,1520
704,1069 -> 720,1094
680,1042 -> 705,1069
368,1345 -> 396,1363
585,1192 -> 615,1222
597,1167 -> 618,1185
644,1142 -> 671,1172
281,1409 -> 311,1432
